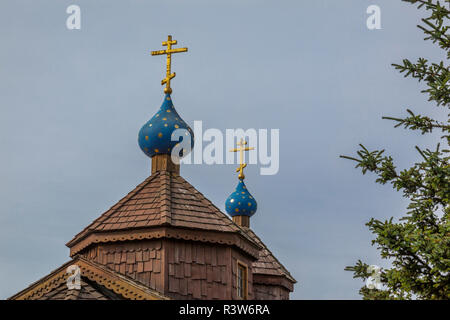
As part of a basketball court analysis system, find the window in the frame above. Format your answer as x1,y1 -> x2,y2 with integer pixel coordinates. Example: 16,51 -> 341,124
237,261 -> 248,299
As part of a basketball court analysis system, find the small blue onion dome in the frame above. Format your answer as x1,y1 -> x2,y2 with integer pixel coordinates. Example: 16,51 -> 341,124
138,94 -> 194,158
225,179 -> 257,217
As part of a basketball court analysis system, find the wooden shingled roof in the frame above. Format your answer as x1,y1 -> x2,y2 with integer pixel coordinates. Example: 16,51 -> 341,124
66,171 -> 259,256
9,255 -> 169,300
243,227 -> 296,284
65,169 -> 295,288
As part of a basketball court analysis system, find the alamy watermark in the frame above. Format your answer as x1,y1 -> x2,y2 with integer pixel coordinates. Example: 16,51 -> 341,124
66,5 -> 81,30
169,121 -> 280,176
66,265 -> 81,290
365,265 -> 382,290
366,5 -> 381,30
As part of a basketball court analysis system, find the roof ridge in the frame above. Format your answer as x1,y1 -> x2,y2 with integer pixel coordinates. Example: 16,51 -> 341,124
98,171 -> 161,223
243,227 -> 296,283
76,255 -> 169,299
66,172 -> 162,247
175,175 -> 234,227
173,175 -> 260,245
9,255 -> 169,300
158,171 -> 172,225
67,172 -> 261,255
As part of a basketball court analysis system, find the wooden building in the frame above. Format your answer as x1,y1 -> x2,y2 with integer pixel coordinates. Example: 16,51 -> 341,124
9,36 -> 296,300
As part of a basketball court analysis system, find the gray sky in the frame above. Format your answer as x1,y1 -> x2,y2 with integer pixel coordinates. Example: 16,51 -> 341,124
0,0 -> 446,299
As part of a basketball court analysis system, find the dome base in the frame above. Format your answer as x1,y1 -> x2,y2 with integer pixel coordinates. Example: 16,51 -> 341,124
151,154 -> 180,175
232,215 -> 250,228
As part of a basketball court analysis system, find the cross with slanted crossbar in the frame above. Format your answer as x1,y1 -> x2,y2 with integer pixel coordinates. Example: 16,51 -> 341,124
230,138 -> 255,180
151,35 -> 188,94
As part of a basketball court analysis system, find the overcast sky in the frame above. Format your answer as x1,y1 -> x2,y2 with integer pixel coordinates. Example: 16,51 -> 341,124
0,0 -> 446,299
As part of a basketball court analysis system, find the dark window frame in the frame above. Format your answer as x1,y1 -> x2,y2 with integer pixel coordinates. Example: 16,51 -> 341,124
236,260 -> 248,299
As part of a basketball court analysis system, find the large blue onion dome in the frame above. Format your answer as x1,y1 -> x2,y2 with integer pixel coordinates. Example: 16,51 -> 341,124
138,94 -> 194,158
225,179 -> 257,217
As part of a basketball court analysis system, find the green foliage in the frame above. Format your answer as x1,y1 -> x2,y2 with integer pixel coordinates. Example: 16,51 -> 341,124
341,0 -> 449,300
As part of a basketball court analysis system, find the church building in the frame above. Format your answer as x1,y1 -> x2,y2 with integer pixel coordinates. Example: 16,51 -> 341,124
10,36 -> 296,300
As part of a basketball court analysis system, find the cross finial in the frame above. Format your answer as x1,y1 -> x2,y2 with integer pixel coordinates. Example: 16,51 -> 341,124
151,35 -> 188,94
230,138 -> 255,180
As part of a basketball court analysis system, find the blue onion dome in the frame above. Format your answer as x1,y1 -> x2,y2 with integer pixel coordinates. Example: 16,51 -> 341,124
138,94 -> 194,158
225,179 -> 257,217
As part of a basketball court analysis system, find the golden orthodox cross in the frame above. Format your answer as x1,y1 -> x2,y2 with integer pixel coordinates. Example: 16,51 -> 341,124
151,35 -> 188,94
230,138 -> 255,180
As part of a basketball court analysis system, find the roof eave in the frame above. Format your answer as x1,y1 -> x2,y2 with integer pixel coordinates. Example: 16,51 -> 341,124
68,225 -> 262,260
